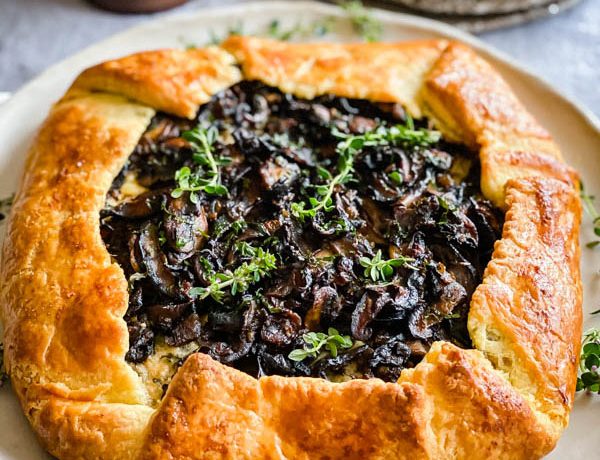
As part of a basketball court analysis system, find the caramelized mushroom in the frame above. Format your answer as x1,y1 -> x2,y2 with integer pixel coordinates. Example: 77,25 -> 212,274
163,195 -> 208,254
138,222 -> 182,299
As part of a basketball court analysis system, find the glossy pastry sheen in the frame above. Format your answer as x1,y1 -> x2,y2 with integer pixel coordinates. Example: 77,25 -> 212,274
0,37 -> 582,459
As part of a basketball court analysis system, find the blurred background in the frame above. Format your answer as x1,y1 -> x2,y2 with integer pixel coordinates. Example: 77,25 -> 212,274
0,0 -> 598,115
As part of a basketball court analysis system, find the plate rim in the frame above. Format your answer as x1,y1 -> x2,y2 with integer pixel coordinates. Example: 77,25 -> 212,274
1,0 -> 598,137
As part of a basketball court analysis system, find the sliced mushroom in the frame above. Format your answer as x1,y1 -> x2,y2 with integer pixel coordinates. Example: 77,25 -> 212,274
110,189 -> 164,219
138,222 -> 182,299
209,301 -> 263,363
370,335 -> 411,368
100,81 -> 504,384
305,286 -> 340,330
125,322 -> 154,363
259,156 -> 300,190
146,302 -> 192,332
163,195 -> 208,254
165,313 -> 202,347
351,292 -> 388,341
260,310 -> 302,347
426,263 -> 467,318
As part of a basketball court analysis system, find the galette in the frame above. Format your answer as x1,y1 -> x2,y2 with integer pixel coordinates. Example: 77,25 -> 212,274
0,37 -> 582,459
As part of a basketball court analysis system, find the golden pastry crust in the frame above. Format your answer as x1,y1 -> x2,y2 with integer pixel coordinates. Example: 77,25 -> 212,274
70,47 -> 241,119
469,177 -> 582,435
221,36 -> 447,118
0,38 -> 582,459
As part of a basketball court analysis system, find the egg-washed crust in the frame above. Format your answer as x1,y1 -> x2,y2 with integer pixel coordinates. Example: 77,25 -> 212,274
0,37 -> 581,460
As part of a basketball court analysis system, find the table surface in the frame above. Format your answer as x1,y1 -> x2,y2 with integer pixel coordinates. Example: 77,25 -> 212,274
1,0 -> 598,116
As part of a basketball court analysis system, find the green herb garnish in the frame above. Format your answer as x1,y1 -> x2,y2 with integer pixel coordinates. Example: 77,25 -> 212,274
267,18 -> 333,41
208,21 -> 245,45
291,129 -> 357,221
576,328 -> 600,393
359,249 -> 416,282
339,0 -> 383,42
444,313 -> 461,320
189,246 -> 277,302
288,328 -> 353,362
172,125 -> 229,203
580,183 -> 600,249
437,195 -> 456,226
388,170 -> 403,186
334,116 -> 441,151
291,120 -> 440,222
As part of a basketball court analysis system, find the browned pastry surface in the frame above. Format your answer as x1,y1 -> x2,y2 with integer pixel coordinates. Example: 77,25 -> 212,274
469,177 -> 582,435
71,47 -> 241,119
0,37 -> 582,459
141,344 -> 553,460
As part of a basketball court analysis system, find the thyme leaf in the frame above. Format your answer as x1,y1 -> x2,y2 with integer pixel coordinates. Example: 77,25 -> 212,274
189,246 -> 277,302
288,328 -> 353,362
436,195 -> 456,226
580,182 -> 600,249
388,170 -> 403,186
339,0 -> 383,42
207,21 -> 245,45
172,125 -> 229,202
359,249 -> 416,282
267,18 -> 333,41
576,328 -> 600,393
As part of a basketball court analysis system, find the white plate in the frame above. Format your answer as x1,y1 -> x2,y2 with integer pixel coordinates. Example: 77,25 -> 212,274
0,2 -> 598,459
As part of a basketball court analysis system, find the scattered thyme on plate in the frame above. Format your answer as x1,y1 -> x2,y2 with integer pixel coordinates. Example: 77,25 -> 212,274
338,0 -> 383,42
267,18 -> 334,41
576,328 -> 600,393
579,183 -> 600,249
189,0 -> 382,47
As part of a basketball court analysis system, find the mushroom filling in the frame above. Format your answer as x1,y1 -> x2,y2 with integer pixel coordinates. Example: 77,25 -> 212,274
101,80 -> 503,389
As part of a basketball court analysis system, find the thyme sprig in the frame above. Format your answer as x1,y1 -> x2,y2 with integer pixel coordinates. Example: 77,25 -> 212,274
576,328 -> 600,393
171,125 -> 229,203
359,249 -> 416,282
580,183 -> 600,249
288,328 -> 353,362
346,117 -> 442,147
291,130 -> 357,221
188,1 -> 382,49
189,246 -> 277,302
267,18 -> 333,41
339,0 -> 383,42
291,119 -> 440,222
